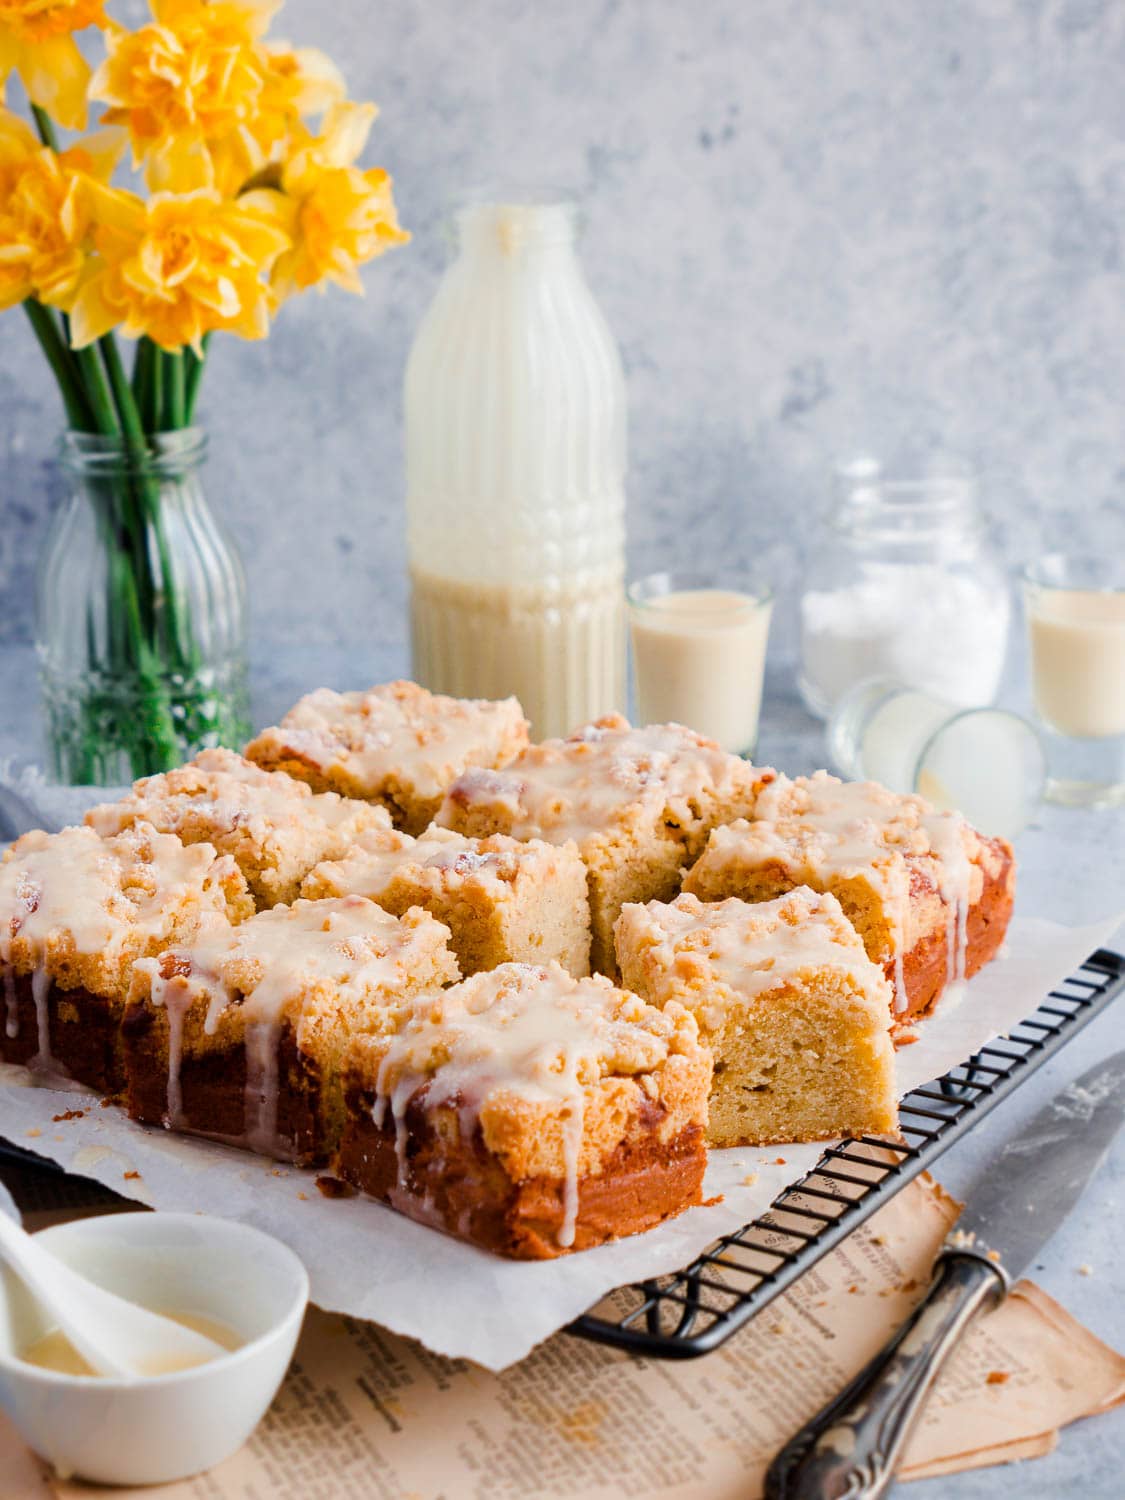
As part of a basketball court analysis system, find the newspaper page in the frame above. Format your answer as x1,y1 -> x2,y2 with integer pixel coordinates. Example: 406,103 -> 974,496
4,1174 -> 1111,1500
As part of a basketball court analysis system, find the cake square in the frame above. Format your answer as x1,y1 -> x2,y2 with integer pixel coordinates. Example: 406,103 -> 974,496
244,679 -> 530,835
0,823 -> 252,1092
682,771 -> 1015,1025
333,960 -> 711,1259
122,895 -> 460,1164
437,714 -> 774,977
86,747 -> 391,909
301,825 -> 591,977
615,888 -> 897,1147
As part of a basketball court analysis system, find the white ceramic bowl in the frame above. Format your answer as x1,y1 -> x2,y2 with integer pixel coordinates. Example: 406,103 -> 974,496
0,1212 -> 308,1485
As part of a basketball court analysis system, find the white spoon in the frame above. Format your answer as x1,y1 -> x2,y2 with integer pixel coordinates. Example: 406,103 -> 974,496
0,1208 -> 227,1379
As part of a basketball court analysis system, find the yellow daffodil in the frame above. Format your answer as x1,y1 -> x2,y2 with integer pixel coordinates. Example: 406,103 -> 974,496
70,184 -> 290,351
0,0 -> 107,130
0,106 -> 124,311
91,0 -> 286,193
259,41 -> 344,130
242,102 -> 407,302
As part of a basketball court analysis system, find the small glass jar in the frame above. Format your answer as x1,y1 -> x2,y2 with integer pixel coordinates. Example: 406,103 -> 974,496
36,430 -> 251,785
798,465 -> 1011,720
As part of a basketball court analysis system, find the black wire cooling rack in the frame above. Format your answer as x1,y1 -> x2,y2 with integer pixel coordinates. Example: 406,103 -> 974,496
569,946 -> 1125,1358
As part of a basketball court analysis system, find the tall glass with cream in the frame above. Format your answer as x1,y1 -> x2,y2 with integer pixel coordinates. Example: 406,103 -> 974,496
405,199 -> 626,739
627,571 -> 773,755
1023,555 -> 1125,807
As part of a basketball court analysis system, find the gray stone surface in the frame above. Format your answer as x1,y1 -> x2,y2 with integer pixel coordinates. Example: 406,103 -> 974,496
1,642 -> 1123,1496
3,0 -> 1125,658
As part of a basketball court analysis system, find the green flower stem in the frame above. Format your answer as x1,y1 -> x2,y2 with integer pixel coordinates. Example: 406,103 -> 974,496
30,105 -> 60,152
164,350 -> 186,430
99,335 -> 148,453
132,336 -> 153,409
21,301 -> 94,430
184,334 -> 211,423
73,346 -> 122,437
101,335 -> 199,680
149,346 -> 164,431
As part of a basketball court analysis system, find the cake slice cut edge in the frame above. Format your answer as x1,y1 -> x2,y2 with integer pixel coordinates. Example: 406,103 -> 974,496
615,887 -> 899,1148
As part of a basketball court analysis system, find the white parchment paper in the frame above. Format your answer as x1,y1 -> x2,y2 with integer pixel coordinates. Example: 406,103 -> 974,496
0,913 -> 1119,1369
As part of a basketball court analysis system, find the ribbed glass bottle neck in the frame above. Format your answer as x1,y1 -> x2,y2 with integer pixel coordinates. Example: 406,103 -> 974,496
455,201 -> 579,260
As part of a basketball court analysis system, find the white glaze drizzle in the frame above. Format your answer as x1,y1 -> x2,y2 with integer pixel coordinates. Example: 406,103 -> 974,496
691,772 -> 977,1013
3,966 -> 17,1039
304,824 -> 568,903
0,822 -> 241,993
440,714 -> 762,846
921,809 -> 973,984
138,896 -> 445,1159
86,747 -> 390,852
369,962 -> 671,1249
30,966 -> 51,1067
246,681 -> 528,801
618,887 -> 893,1035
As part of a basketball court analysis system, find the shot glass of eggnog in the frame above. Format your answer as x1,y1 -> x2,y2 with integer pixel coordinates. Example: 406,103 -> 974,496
1023,555 -> 1125,807
627,571 -> 773,756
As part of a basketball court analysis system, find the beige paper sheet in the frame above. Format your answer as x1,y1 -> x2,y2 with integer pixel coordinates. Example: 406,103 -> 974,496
10,1173 -> 1117,1500
1,912 -> 1118,1369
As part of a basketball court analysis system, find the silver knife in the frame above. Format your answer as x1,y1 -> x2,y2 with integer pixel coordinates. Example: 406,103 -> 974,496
764,1049 -> 1125,1500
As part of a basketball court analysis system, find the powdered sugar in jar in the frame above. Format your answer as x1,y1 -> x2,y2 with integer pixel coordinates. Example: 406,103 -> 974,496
798,468 -> 1011,720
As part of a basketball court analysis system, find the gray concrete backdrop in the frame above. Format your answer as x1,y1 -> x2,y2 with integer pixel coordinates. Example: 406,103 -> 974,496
2,0 -> 1124,670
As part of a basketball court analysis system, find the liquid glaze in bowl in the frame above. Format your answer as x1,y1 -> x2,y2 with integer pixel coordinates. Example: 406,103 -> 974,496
0,1211 -> 308,1484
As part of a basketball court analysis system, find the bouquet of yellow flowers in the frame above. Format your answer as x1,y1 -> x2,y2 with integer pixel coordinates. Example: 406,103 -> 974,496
0,0 -> 407,781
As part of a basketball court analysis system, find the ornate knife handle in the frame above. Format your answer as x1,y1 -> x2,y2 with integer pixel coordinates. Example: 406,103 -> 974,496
764,1250 -> 1008,1500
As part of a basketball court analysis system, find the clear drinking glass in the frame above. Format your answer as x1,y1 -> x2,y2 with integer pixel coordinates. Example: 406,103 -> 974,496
1022,554 -> 1125,808
828,677 -> 1046,839
36,430 -> 251,785
627,570 -> 773,756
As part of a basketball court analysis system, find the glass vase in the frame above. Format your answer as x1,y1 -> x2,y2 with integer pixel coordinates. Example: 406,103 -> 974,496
35,429 -> 251,785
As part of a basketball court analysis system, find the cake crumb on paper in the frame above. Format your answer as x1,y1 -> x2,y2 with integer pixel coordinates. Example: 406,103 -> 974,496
52,1109 -> 86,1122
25,1127 -> 41,1137
316,1175 -> 356,1199
986,1370 -> 1010,1385
123,1170 -> 141,1180
1078,1263 -> 1094,1276
742,1172 -> 759,1187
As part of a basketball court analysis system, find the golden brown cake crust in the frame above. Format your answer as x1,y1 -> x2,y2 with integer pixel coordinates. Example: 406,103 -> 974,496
683,772 -> 1016,1027
333,961 -> 711,1256
86,748 -> 391,908
301,826 -> 592,977
123,895 -> 460,1162
245,679 -> 530,835
0,821 -> 251,998
439,715 -> 775,975
333,1102 -> 706,1259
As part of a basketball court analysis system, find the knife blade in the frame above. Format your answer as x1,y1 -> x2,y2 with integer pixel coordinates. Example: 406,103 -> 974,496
765,1049 -> 1125,1500
947,1050 -> 1125,1279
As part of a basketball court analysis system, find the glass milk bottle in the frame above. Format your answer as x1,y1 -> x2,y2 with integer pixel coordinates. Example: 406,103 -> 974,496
405,199 -> 626,739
